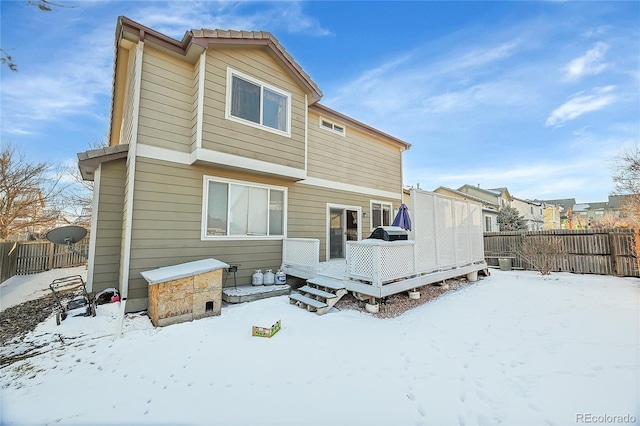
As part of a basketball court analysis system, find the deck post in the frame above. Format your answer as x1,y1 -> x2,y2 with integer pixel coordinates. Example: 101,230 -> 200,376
372,244 -> 381,289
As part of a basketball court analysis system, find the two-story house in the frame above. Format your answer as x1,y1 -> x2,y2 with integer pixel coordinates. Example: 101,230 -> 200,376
457,185 -> 512,210
543,196 -> 627,229
511,197 -> 544,231
77,17 -> 410,312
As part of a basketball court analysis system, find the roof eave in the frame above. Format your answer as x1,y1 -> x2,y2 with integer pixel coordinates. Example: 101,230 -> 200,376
77,144 -> 130,181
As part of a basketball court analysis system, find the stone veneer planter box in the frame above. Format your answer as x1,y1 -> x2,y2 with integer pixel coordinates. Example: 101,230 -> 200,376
141,258 -> 229,327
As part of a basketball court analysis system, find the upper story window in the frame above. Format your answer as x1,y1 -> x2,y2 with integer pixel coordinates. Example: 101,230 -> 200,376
202,176 -> 286,240
226,68 -> 291,136
320,117 -> 346,136
371,201 -> 392,230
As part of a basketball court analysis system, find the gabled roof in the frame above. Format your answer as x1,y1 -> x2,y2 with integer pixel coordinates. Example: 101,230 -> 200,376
458,184 -> 510,200
512,196 -> 541,206
486,187 -> 512,198
543,198 -> 576,210
116,16 -> 322,101
433,186 -> 499,208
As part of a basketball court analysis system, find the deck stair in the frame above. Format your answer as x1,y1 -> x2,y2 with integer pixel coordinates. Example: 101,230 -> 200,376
289,278 -> 347,315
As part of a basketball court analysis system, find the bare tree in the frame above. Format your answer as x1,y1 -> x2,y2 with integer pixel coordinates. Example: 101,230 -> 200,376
26,0 -> 73,11
0,49 -> 18,72
590,212 -> 627,229
59,138 -> 108,224
1,1 -> 74,71
516,236 -> 564,275
0,144 -> 65,240
612,144 -> 640,228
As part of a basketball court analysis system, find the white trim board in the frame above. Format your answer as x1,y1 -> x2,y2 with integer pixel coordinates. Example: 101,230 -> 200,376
119,40 -> 144,300
134,144 -> 401,199
298,177 -> 400,200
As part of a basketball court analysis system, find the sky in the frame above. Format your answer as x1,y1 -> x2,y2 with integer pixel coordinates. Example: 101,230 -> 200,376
1,0 -> 639,203
1,267 -> 639,424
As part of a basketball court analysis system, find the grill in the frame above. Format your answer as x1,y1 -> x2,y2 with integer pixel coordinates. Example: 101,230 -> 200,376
368,226 -> 408,241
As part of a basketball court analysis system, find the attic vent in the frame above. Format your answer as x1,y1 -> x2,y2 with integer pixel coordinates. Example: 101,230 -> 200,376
320,118 -> 346,136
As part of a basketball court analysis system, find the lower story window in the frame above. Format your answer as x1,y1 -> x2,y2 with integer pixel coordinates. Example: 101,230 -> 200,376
371,201 -> 392,229
203,177 -> 285,238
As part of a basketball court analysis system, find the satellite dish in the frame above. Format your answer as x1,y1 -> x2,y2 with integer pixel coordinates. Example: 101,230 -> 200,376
46,226 -> 88,259
47,226 -> 87,245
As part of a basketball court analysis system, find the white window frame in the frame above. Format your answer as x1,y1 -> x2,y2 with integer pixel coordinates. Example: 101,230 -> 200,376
201,175 -> 287,241
370,200 -> 393,230
225,67 -> 292,137
319,116 -> 346,137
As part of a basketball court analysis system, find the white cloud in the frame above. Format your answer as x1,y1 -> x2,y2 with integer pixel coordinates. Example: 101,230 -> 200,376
1,1 -> 331,136
564,42 -> 609,81
545,86 -> 617,127
449,42 -> 519,72
407,156 -> 612,202
421,82 -> 529,113
133,1 -> 332,39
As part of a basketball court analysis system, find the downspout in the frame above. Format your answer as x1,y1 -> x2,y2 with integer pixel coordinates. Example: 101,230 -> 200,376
115,39 -> 144,340
195,50 -> 205,151
86,165 -> 101,292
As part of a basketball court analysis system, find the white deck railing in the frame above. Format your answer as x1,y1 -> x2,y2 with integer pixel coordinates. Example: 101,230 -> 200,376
282,238 -> 320,272
346,240 -> 417,288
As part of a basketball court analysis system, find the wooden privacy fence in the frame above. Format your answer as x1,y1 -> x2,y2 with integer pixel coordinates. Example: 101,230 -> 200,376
0,239 -> 89,283
0,242 -> 19,283
484,229 -> 639,277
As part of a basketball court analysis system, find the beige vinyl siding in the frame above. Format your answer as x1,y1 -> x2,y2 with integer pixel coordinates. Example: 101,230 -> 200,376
288,183 -> 400,262
125,156 -> 401,306
434,188 -> 462,199
307,111 -> 402,193
119,47 -> 138,146
91,160 -> 125,293
137,46 -> 195,153
200,47 -> 306,170
125,157 -> 288,307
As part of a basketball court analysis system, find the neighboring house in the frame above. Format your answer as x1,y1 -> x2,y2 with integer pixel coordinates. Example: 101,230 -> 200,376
77,17 -> 410,312
457,185 -> 512,211
543,196 -> 626,229
541,202 -> 562,230
543,198 -> 576,229
432,186 -> 499,232
511,197 -> 544,231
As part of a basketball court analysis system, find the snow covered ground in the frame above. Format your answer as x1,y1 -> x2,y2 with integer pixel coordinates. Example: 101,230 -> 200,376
1,269 -> 638,425
0,266 -> 87,311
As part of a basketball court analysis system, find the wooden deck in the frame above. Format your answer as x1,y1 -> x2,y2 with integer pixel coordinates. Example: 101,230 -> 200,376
283,259 -> 487,299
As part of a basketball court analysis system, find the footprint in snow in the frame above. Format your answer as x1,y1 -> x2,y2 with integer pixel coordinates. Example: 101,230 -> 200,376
457,414 -> 466,426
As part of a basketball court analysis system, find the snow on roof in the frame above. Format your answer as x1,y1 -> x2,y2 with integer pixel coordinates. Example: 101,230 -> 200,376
140,258 -> 229,285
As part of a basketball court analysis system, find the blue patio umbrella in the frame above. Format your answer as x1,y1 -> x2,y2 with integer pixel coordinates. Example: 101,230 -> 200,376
392,203 -> 412,231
